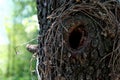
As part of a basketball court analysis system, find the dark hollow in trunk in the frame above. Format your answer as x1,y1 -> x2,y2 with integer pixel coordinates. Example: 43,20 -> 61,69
69,27 -> 82,49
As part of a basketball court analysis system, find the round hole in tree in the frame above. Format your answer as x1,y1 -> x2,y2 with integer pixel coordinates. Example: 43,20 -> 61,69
69,27 -> 82,49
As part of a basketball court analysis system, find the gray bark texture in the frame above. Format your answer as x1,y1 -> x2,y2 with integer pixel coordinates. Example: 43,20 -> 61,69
36,0 -> 120,80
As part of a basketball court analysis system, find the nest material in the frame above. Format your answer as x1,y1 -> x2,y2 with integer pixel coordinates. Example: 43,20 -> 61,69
37,0 -> 120,80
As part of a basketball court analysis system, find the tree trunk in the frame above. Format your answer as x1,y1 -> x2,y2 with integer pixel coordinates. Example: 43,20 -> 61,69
36,0 -> 120,80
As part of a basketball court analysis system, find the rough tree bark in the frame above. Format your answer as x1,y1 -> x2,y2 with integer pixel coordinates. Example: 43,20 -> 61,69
35,0 -> 120,80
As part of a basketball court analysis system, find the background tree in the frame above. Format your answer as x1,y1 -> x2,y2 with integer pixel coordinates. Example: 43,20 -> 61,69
0,0 -> 38,80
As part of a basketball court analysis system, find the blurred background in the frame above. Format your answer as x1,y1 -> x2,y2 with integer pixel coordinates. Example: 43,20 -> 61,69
0,0 -> 38,80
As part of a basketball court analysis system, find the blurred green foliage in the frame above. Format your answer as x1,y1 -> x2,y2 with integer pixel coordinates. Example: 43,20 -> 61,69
1,0 -> 38,80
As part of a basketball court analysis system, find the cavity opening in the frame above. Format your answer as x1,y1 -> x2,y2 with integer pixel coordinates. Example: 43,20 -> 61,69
69,28 -> 82,49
